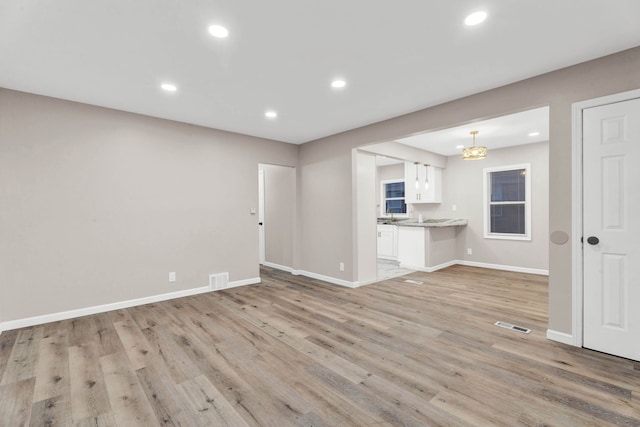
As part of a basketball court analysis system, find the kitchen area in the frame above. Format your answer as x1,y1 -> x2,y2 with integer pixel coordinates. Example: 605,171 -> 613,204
375,156 -> 467,278
354,107 -> 549,285
378,218 -> 467,271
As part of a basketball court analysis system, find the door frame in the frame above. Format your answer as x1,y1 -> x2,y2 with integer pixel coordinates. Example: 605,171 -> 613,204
258,168 -> 265,265
571,88 -> 640,347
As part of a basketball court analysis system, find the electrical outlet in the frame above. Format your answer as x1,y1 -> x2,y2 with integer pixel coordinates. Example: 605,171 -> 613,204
169,272 -> 176,282
339,262 -> 345,272
452,204 -> 457,211
467,248 -> 472,255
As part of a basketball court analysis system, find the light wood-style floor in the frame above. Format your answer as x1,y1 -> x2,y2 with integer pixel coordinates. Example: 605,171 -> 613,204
1,265 -> 639,426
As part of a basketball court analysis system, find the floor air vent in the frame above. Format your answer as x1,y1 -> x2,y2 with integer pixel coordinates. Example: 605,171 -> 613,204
403,279 -> 424,285
494,321 -> 531,334
209,272 -> 229,291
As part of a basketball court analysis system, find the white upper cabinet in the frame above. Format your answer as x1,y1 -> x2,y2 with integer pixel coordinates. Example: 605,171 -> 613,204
404,162 -> 442,203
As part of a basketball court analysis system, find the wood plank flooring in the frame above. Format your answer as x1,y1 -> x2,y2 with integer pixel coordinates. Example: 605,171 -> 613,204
1,265 -> 639,426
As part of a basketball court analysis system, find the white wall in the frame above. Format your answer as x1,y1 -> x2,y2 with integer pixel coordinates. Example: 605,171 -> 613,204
354,151 -> 378,285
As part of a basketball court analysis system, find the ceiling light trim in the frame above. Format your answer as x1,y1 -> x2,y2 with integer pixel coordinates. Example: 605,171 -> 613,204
208,24 -> 229,38
465,11 -> 488,26
161,83 -> 177,92
331,79 -> 347,89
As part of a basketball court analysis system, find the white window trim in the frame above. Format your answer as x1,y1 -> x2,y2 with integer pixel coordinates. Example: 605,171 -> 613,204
380,179 -> 409,218
483,163 -> 531,241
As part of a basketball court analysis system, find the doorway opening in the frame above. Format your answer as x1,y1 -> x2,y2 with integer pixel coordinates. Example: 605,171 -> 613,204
258,164 -> 297,273
355,107 -> 550,285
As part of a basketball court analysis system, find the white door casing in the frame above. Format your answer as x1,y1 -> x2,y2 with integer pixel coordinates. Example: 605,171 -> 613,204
582,96 -> 640,361
258,169 -> 265,265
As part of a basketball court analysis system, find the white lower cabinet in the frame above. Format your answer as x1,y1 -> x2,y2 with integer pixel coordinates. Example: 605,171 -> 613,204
377,225 -> 398,260
397,226 -> 425,267
397,225 -> 458,271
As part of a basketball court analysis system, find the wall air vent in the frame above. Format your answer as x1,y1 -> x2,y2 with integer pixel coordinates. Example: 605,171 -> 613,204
494,321 -> 531,334
209,272 -> 229,291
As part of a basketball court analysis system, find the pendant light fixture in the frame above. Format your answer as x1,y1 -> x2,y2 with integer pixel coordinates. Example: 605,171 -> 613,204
424,164 -> 430,190
462,130 -> 487,160
414,162 -> 420,189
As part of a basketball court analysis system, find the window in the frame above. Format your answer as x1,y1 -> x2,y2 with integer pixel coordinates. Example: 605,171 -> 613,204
483,164 -> 531,240
380,180 -> 407,217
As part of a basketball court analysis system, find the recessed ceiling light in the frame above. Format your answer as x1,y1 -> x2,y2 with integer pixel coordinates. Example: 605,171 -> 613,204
331,79 -> 346,89
265,111 -> 278,119
456,145 -> 465,149
208,25 -> 229,38
465,11 -> 487,26
529,131 -> 540,137
161,83 -> 177,92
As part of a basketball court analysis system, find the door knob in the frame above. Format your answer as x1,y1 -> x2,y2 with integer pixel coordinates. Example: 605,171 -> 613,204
587,236 -> 599,245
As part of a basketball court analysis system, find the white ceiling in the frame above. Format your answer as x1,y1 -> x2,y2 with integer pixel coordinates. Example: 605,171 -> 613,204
396,106 -> 549,156
1,1 -> 639,144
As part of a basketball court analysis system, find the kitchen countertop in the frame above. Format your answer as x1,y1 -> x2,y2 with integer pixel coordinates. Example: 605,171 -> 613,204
377,218 -> 468,227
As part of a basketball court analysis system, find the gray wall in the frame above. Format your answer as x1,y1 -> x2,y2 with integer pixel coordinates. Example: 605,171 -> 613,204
299,140 -> 354,280
299,46 -> 640,334
414,141 -> 549,271
261,164 -> 296,269
0,88 -> 297,322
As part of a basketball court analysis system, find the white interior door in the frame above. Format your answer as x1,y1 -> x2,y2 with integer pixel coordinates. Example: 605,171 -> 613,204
583,96 -> 640,361
258,169 -> 265,265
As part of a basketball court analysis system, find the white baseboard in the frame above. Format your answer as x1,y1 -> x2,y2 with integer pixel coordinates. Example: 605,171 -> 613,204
546,329 -> 575,346
457,260 -> 549,276
226,277 -> 261,289
291,270 -> 359,288
399,260 -> 457,273
0,277 -> 261,333
297,259 -> 547,289
353,278 -> 380,287
397,260 -> 547,276
262,262 -> 293,273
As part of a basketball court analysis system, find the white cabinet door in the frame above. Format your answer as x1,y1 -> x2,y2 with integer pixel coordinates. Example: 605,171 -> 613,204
404,162 -> 422,204
424,166 -> 442,203
377,225 -> 396,259
404,162 -> 442,203
397,226 -> 425,268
